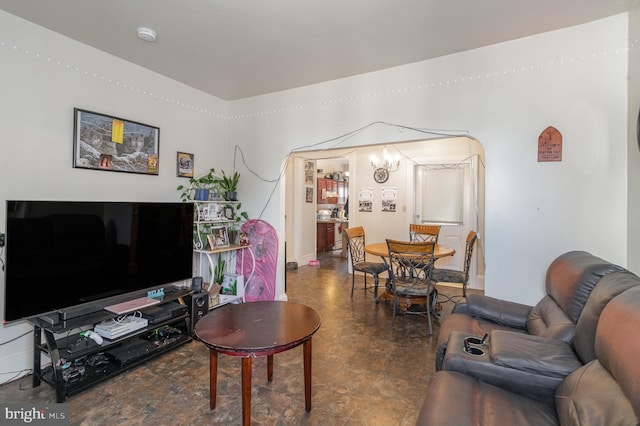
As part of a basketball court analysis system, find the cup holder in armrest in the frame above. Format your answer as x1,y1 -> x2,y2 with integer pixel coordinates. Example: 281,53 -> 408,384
463,346 -> 485,356
465,337 -> 484,345
463,336 -> 486,356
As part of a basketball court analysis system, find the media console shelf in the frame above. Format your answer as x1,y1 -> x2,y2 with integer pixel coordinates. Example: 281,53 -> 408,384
30,288 -> 193,403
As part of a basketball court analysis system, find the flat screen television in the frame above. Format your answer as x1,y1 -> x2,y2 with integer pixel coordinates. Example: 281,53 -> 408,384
3,200 -> 194,322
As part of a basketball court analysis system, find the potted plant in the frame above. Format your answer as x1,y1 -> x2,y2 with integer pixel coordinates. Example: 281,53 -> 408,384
177,168 -> 221,202
217,170 -> 240,201
213,255 -> 226,286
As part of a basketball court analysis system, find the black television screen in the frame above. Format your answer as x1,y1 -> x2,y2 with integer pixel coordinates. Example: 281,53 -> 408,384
3,201 -> 194,322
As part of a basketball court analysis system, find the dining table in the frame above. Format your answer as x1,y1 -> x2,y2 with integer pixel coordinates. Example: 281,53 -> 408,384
364,242 -> 455,260
364,242 -> 456,311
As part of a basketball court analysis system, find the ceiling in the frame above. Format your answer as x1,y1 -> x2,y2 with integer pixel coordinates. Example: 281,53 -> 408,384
0,1 -> 633,101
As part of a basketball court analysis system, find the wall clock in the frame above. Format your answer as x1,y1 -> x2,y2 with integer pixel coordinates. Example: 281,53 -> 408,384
373,167 -> 389,183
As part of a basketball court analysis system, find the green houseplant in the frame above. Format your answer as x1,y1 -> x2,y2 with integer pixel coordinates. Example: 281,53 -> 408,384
177,168 -> 221,202
213,255 -> 226,286
217,170 -> 240,201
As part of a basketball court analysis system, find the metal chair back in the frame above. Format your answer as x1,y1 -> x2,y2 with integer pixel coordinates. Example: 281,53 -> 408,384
409,224 -> 441,243
385,239 -> 436,334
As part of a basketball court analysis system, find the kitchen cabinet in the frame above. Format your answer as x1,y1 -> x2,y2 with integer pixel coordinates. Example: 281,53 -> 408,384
317,178 -> 340,204
317,222 -> 335,253
317,178 -> 329,203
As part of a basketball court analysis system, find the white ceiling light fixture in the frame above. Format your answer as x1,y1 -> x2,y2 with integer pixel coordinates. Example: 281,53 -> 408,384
137,27 -> 157,42
370,147 -> 400,183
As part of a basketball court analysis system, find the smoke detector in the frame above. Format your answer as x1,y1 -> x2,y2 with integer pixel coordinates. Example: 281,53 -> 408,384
137,27 -> 157,42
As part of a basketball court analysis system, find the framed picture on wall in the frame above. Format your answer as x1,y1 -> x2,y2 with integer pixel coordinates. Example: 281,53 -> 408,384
73,108 -> 160,175
177,152 -> 194,177
304,161 -> 314,184
306,187 -> 313,203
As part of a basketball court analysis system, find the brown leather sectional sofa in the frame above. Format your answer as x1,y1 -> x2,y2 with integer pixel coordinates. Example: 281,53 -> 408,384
418,251 -> 640,425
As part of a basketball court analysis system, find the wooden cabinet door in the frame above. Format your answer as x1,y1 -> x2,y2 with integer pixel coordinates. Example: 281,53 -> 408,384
317,223 -> 327,252
317,178 -> 328,203
327,180 -> 338,204
327,223 -> 335,248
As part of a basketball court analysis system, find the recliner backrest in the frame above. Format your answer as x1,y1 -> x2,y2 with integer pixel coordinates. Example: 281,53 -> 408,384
572,270 -> 640,363
544,251 -> 624,323
555,286 -> 640,424
525,251 -> 624,341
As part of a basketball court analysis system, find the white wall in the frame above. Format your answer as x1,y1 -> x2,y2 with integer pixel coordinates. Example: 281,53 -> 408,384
0,10 -> 631,380
0,11 -> 228,378
229,14 -> 629,305
628,5 -> 640,273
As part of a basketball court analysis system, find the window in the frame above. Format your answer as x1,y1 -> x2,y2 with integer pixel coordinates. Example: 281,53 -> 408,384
415,165 -> 465,223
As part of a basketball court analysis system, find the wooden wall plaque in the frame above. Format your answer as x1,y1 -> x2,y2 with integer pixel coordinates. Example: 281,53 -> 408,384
538,126 -> 562,162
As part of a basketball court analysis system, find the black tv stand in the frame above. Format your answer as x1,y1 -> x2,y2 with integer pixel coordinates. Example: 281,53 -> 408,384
30,288 -> 193,402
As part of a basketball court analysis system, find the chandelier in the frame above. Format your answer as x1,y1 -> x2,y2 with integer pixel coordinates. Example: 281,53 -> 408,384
370,148 -> 400,183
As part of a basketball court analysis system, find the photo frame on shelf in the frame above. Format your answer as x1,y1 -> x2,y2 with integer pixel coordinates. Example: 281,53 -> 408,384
212,203 -> 225,220
221,273 -> 244,296
209,226 -> 229,248
176,152 -> 194,177
224,205 -> 235,220
200,206 -> 210,221
73,108 -> 159,175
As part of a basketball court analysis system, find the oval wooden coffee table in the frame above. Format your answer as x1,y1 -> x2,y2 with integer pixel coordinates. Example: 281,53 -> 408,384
194,301 -> 321,426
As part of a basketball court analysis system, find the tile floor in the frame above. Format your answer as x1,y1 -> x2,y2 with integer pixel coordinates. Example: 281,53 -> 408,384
0,252 -> 476,425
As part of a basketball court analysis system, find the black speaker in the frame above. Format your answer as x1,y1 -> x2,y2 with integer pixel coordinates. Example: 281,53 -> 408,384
191,276 -> 203,292
186,291 -> 209,331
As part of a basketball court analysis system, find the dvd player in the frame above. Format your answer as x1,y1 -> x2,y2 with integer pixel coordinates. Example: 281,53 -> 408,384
141,302 -> 187,324
94,316 -> 148,340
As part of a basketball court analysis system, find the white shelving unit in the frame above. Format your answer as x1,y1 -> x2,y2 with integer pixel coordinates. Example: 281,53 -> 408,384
192,201 -> 255,309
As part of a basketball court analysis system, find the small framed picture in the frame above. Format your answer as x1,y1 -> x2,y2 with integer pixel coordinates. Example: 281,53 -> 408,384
221,273 -> 244,296
224,206 -> 235,220
306,187 -> 313,203
209,226 -> 229,248
177,152 -> 194,177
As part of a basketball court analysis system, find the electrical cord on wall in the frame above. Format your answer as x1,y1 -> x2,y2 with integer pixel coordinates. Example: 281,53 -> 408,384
0,330 -> 35,386
0,329 -> 33,346
0,368 -> 33,387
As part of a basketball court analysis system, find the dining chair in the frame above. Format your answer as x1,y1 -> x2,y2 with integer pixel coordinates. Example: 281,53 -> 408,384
409,224 -> 441,243
432,230 -> 478,297
385,239 -> 436,334
345,226 -> 388,302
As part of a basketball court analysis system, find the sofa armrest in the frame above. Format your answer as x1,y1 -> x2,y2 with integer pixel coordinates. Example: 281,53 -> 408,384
442,330 -> 581,405
465,294 -> 533,330
490,330 -> 583,378
451,302 -> 469,314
